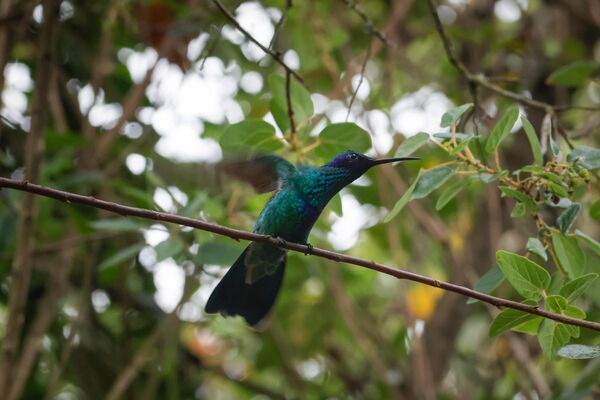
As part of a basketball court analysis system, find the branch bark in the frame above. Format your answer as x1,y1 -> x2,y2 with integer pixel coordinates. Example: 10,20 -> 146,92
211,0 -> 303,82
1,177 -> 599,333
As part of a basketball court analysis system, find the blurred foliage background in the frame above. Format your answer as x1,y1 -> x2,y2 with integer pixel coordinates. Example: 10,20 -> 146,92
0,0 -> 600,399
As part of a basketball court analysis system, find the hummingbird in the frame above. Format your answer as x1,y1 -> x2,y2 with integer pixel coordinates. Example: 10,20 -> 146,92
205,150 -> 418,327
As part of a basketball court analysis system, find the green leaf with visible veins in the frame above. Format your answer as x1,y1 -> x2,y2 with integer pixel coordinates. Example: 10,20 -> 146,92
539,319 -> 573,360
496,250 -> 550,300
410,167 -> 454,200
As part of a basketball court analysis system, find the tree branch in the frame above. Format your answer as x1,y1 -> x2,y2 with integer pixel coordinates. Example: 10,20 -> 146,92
285,70 -> 297,149
211,0 -> 303,82
1,177 -> 599,332
342,0 -> 395,47
426,0 -> 599,113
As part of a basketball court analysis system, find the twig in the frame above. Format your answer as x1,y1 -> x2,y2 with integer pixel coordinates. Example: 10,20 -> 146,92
1,178 -> 599,333
342,0 -> 395,47
0,0 -> 60,394
285,70 -> 297,148
346,39 -> 371,121
211,0 -> 303,82
268,0 -> 292,50
426,0 -> 599,114
198,25 -> 224,69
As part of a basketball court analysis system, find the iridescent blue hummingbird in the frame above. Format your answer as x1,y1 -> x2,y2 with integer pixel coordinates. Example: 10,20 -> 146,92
205,150 -> 418,327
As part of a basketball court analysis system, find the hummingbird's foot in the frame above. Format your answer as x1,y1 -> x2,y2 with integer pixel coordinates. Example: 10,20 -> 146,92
302,242 -> 314,255
272,236 -> 288,247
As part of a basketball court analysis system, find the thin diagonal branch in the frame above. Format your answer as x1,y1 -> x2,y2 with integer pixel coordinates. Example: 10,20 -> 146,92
342,0 -> 395,47
285,70 -> 297,149
211,0 -> 303,82
346,39 -> 371,121
268,0 -> 292,50
1,177 -> 600,333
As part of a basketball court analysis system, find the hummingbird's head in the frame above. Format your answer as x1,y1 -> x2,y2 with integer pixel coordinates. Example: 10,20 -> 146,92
326,150 -> 418,180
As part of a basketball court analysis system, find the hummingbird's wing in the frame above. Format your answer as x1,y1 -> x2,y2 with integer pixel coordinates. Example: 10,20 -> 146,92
217,155 -> 296,193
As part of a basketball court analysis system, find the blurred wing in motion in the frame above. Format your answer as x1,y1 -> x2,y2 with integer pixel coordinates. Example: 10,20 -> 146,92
217,155 -> 296,193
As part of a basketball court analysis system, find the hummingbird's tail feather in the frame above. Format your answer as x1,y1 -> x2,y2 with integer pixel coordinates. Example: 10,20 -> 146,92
205,247 -> 286,327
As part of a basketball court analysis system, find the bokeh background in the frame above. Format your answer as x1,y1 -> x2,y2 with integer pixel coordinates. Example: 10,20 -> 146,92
1,0 -> 599,399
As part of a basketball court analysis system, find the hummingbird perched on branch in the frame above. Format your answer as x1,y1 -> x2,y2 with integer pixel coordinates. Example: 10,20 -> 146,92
205,150 -> 418,327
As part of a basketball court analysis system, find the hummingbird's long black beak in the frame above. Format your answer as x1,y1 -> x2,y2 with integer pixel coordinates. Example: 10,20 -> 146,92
371,156 -> 419,166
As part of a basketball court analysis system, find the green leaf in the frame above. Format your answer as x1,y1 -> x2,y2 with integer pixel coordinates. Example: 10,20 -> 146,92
489,304 -> 537,337
527,237 -> 548,262
395,132 -> 429,157
511,317 -> 543,335
220,119 -> 283,156
538,171 -> 563,185
574,230 -> 600,255
590,199 -> 600,221
91,218 -> 144,232
485,106 -> 519,153
440,103 -> 473,128
557,203 -> 580,233
552,232 -> 586,279
557,344 -> 600,359
499,186 -> 536,210
546,61 -> 599,87
155,238 -> 184,262
511,202 -> 526,217
467,264 -> 504,304
384,175 -> 418,223
539,319 -> 573,360
479,171 -> 508,183
410,167 -> 454,200
268,74 -> 313,133
498,186 -> 531,204
520,117 -> 543,167
99,242 -> 145,270
559,273 -> 599,302
193,241 -> 244,265
568,146 -> 600,170
432,132 -> 471,142
314,123 -> 371,160
496,250 -> 550,300
547,182 -> 568,198
435,177 -> 473,210
545,294 -> 568,313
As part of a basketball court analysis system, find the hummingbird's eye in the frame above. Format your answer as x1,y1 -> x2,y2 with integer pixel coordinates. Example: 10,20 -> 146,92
348,153 -> 358,160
